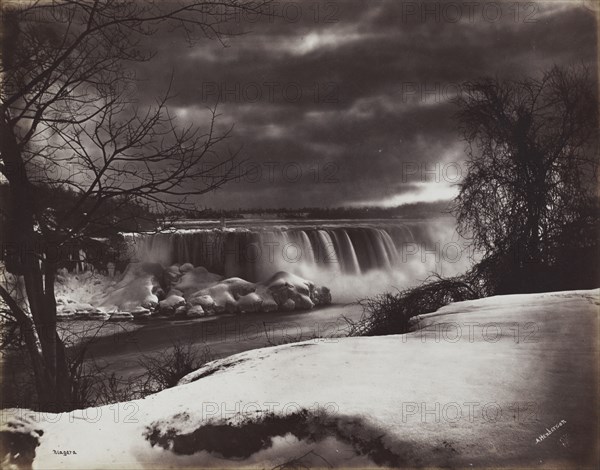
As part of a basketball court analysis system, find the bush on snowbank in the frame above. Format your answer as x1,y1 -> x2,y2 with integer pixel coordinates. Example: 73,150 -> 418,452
347,274 -> 481,336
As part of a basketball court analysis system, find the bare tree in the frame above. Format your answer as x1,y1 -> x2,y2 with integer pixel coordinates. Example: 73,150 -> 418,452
0,0 -> 271,411
452,65 -> 599,293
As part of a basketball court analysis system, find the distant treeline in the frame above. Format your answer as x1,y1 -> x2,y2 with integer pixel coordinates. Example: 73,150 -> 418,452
167,200 -> 451,220
0,185 -> 450,243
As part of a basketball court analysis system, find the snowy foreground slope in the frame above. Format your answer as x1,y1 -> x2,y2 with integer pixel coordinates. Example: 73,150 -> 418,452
3,289 -> 599,469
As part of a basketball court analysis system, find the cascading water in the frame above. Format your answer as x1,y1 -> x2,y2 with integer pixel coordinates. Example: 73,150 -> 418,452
126,224 -> 427,279
123,220 -> 470,301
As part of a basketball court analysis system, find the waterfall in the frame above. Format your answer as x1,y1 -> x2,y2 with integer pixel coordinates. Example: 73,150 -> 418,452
124,224 -> 421,282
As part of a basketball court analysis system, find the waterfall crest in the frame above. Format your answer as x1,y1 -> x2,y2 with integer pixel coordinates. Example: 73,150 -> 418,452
125,225 -> 422,282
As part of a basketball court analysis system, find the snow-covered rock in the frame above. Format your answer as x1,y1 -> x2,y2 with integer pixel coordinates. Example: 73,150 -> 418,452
53,263 -> 331,320
237,292 -> 263,313
88,312 -> 110,321
108,312 -> 134,322
91,263 -> 160,312
56,311 -> 75,321
166,288 -> 184,298
173,266 -> 222,295
186,305 -> 206,318
313,285 -> 332,305
188,294 -> 215,311
131,306 -> 151,320
158,294 -> 186,316
0,411 -> 44,469
164,265 -> 181,284
179,262 -> 194,273
174,305 -> 188,317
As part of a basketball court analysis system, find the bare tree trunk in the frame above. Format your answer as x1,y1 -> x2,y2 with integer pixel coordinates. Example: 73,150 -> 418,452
0,285 -> 49,400
44,263 -> 73,408
1,119 -> 73,411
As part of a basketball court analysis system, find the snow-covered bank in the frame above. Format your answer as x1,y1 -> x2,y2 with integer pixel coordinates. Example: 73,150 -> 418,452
2,289 -> 598,468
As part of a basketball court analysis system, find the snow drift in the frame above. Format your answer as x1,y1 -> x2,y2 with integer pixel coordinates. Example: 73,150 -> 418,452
2,289 -> 598,468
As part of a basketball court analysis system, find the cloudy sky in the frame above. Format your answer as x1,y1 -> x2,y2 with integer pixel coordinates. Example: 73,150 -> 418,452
134,0 -> 597,210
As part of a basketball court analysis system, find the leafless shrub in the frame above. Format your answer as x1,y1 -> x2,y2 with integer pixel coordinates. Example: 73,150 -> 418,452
346,274 -> 481,336
138,341 -> 214,393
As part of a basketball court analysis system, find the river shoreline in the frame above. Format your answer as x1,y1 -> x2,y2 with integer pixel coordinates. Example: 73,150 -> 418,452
66,302 -> 365,380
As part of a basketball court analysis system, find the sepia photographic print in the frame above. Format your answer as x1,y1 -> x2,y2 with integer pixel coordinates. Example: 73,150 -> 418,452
0,0 -> 598,468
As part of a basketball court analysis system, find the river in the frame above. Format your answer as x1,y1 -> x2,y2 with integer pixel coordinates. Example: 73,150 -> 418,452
79,303 -> 364,381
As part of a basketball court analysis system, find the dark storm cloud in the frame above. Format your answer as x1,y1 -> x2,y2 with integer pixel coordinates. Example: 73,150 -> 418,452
132,0 -> 597,209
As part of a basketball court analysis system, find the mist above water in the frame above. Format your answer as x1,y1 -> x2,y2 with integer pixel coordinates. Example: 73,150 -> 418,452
125,218 -> 475,303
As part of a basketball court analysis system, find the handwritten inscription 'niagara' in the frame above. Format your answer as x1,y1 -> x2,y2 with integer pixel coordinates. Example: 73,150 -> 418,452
53,450 -> 77,456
